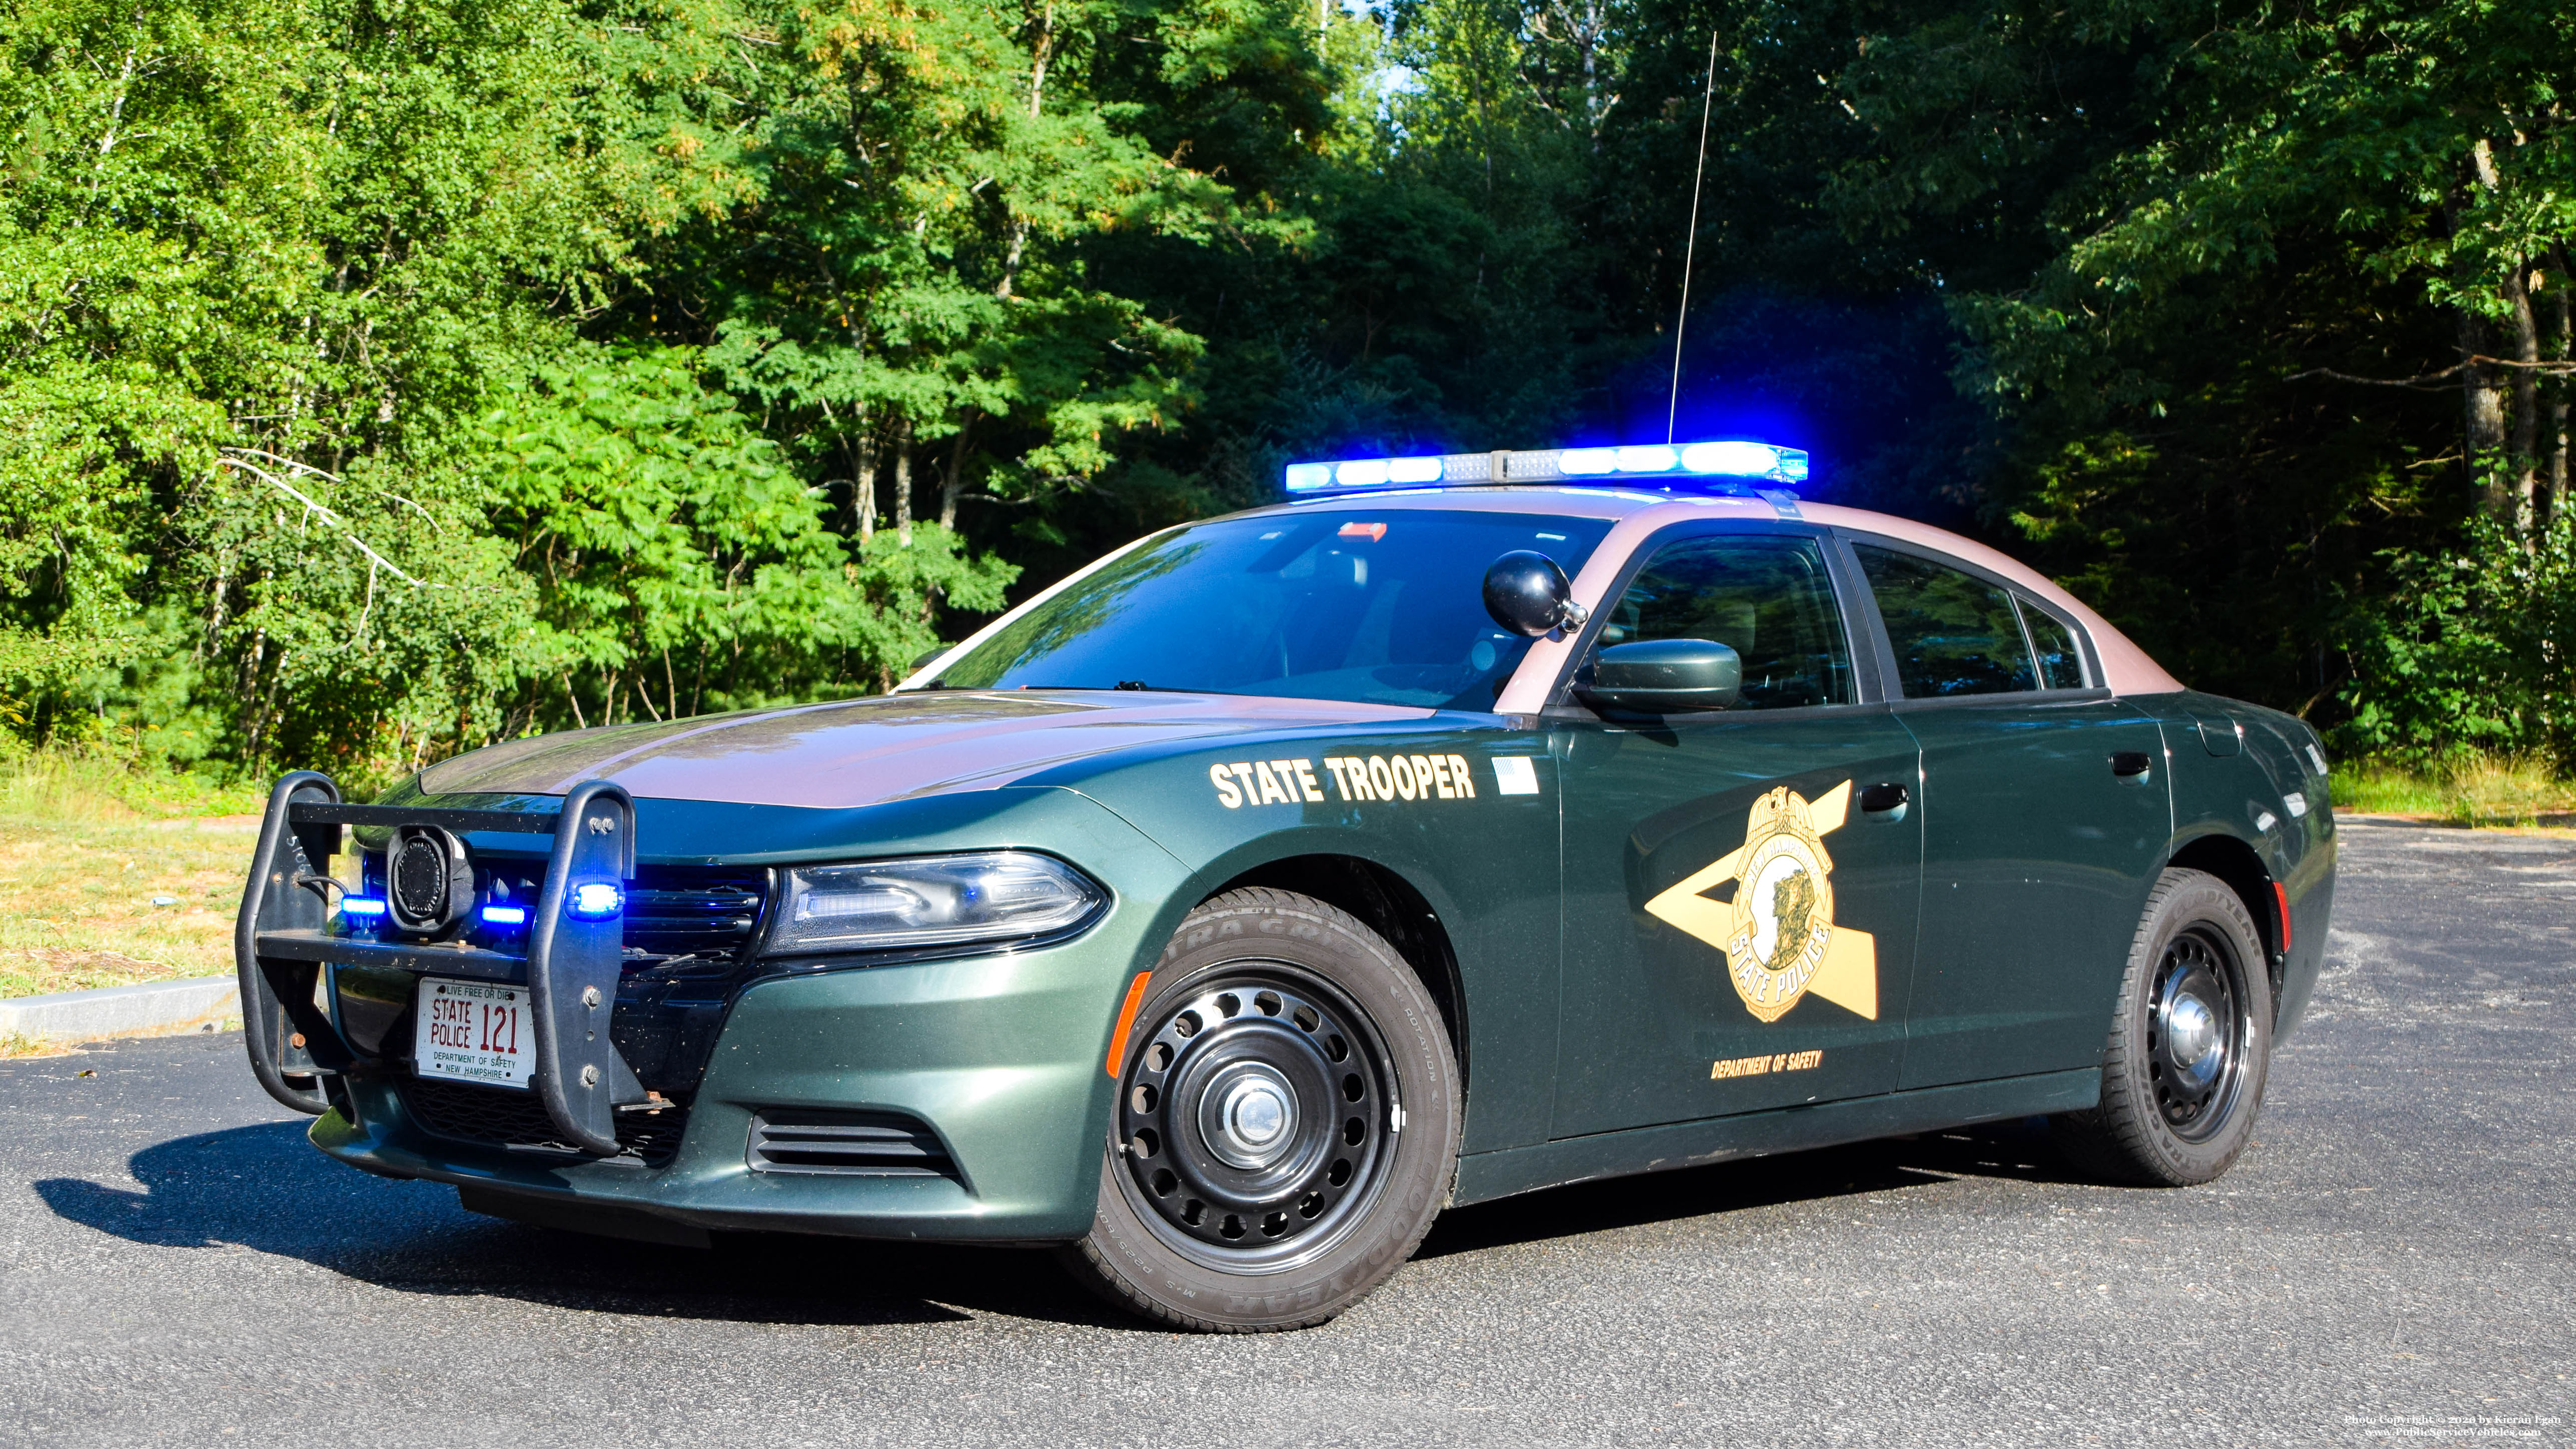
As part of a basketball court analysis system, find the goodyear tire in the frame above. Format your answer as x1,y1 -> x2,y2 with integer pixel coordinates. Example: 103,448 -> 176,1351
1060,888 -> 1460,1332
2052,868 -> 2273,1186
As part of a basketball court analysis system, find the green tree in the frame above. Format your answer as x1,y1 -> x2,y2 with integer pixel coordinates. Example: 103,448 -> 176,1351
10,0 -> 2573,783
1,0 -> 1023,781
668,0 -> 1326,548
482,345 -> 1015,721
1815,0 -> 2570,729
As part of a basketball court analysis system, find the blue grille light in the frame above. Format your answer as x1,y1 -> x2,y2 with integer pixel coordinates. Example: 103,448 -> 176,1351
339,896 -> 387,937
567,882 -> 625,921
1284,441 -> 1806,494
479,903 -> 529,927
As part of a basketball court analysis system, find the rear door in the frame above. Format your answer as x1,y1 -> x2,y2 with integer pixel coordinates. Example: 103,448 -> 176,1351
1549,524 -> 1924,1138
1842,538 -> 2174,1090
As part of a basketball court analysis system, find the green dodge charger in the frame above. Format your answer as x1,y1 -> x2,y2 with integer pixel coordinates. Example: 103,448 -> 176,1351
236,439 -> 2335,1331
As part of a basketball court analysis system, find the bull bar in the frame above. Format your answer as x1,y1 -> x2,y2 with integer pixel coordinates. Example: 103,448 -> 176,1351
233,771 -> 648,1154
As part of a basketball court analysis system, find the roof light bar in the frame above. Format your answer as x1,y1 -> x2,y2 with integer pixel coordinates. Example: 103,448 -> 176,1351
1282,441 -> 1808,497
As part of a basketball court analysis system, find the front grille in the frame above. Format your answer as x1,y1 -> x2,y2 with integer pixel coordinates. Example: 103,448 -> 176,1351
747,1110 -> 957,1179
435,859 -> 767,965
625,870 -> 768,960
401,1077 -> 689,1164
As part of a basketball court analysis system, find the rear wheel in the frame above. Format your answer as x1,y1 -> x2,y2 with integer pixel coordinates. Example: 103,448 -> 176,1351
1060,888 -> 1459,1332
2053,868 -> 2273,1186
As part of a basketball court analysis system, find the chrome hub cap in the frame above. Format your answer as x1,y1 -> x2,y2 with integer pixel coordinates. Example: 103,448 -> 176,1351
1202,1063 -> 1299,1169
2165,993 -> 2219,1086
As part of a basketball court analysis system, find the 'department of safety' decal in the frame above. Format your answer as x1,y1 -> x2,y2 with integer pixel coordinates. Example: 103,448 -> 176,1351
1643,781 -> 1877,1024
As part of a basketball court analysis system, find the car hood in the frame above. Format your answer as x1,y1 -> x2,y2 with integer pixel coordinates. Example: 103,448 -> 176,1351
414,690 -> 1435,809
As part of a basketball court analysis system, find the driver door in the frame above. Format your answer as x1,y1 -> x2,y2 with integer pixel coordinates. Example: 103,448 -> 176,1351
1549,526 -> 1924,1138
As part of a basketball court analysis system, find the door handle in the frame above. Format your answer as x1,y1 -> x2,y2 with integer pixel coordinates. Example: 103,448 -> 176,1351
2110,750 -> 2154,780
1859,782 -> 1910,814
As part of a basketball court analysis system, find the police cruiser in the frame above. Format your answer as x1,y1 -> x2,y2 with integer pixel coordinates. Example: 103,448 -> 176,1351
235,438 -> 2335,1331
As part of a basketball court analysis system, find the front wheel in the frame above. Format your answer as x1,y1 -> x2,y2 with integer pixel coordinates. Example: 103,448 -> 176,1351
2053,867 -> 2274,1186
1059,888 -> 1460,1332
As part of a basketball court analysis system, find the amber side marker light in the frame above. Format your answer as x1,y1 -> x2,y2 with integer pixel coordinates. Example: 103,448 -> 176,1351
1106,971 -> 1153,1077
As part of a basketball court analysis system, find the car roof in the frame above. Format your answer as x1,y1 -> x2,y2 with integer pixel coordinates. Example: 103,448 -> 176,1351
1236,487 -> 2184,699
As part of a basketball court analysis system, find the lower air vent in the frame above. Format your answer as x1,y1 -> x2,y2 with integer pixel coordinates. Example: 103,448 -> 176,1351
401,1077 -> 688,1165
748,1110 -> 957,1179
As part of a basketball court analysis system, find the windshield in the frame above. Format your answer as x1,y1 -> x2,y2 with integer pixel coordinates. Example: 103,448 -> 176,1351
929,509 -> 1614,710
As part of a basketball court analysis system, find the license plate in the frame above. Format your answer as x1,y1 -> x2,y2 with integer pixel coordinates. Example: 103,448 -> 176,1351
414,977 -> 533,1089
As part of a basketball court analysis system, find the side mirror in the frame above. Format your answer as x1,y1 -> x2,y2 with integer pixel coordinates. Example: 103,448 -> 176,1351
1580,639 -> 1742,713
1483,551 -> 1591,638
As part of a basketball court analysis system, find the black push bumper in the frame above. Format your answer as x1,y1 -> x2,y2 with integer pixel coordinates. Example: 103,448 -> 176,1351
233,771 -> 651,1154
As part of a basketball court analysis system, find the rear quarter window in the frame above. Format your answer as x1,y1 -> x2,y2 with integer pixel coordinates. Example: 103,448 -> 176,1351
2019,602 -> 2088,689
1854,544 -> 2037,697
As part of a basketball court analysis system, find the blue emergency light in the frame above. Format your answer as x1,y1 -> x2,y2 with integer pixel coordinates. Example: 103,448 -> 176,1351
338,895 -> 388,938
479,903 -> 529,928
1283,440 -> 1808,497
567,882 -> 625,920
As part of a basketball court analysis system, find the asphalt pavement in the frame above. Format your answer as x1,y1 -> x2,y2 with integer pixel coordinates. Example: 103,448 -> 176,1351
1,820 -> 2568,1447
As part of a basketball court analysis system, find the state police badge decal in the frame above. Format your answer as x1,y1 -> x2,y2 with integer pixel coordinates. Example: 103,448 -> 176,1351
1644,781 -> 1878,1023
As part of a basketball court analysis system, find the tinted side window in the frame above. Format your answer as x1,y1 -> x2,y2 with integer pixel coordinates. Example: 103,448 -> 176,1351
1855,545 -> 2036,697
1598,535 -> 1854,709
2019,601 -> 2087,689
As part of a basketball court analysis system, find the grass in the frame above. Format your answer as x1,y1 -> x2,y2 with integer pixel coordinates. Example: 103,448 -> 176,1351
0,753 -> 267,1002
2330,756 -> 2576,828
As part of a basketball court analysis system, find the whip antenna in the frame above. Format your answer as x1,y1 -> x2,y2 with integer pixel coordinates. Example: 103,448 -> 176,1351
1666,30 -> 1720,445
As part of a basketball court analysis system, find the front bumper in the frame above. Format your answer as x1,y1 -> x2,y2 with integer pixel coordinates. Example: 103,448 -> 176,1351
315,917 -> 1161,1242
282,782 -> 1193,1244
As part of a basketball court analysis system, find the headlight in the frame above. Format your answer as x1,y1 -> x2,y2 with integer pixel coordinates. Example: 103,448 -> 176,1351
763,852 -> 1106,956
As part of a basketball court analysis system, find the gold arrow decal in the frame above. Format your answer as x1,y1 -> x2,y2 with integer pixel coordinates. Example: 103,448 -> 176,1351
1644,780 -> 1877,1022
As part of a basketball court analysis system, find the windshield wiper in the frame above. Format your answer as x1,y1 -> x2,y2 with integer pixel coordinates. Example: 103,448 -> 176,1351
900,680 -> 1163,694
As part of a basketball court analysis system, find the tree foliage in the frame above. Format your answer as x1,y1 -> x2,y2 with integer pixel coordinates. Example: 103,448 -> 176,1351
3,0 -> 2570,780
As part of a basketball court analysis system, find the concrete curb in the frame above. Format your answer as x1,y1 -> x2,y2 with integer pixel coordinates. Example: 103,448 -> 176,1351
0,976 -> 241,1044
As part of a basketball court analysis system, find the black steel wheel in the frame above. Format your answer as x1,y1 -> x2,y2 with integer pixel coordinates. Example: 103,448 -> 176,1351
1061,888 -> 1459,1331
2146,925 -> 2247,1140
1117,972 -> 1395,1267
2053,867 -> 2273,1186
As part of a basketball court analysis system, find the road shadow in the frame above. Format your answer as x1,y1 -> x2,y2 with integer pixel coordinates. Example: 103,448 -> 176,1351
32,1121 -> 1122,1331
35,1115 -> 2087,1326
1419,1117 -> 2086,1259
